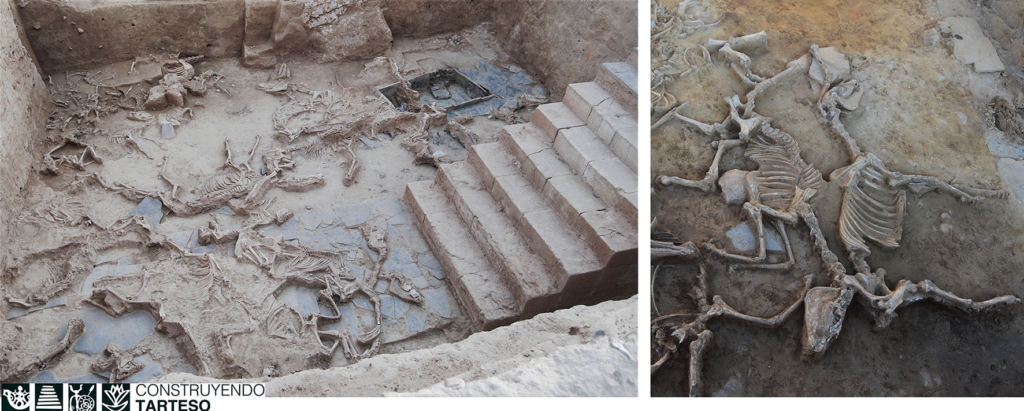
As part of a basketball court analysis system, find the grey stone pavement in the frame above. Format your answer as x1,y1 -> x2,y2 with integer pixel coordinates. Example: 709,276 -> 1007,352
43,196 -> 465,381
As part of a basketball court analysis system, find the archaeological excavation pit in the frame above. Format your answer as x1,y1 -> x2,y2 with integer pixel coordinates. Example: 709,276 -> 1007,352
0,0 -> 639,393
651,0 -> 1024,397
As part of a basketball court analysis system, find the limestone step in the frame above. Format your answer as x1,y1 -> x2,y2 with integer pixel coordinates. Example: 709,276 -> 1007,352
531,102 -> 587,144
404,182 -> 519,331
499,124 -> 638,268
595,62 -> 638,116
468,143 -> 606,301
435,161 -> 561,317
550,125 -> 638,224
562,82 -> 638,173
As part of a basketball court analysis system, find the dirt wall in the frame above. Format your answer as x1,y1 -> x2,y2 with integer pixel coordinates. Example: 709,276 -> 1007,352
18,0 -> 246,74
381,0 -> 497,39
0,0 -> 48,275
492,0 -> 638,100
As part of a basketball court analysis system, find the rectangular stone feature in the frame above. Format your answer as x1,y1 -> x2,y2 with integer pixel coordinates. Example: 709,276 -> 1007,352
532,103 -> 587,143
436,162 -> 560,317
404,181 -> 519,330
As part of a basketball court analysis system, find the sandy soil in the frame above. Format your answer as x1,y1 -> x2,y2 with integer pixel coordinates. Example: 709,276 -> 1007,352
151,296 -> 637,397
652,0 -> 1024,396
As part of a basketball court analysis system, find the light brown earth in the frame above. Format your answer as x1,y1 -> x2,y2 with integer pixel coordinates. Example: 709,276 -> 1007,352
652,0 -> 1024,397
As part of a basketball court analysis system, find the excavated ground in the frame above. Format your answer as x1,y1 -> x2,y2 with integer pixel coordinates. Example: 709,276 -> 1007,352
0,24 -> 554,384
652,0 -> 1024,396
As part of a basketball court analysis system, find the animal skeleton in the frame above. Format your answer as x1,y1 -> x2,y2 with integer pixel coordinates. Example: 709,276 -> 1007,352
798,49 -> 1018,359
79,136 -> 324,221
0,318 -> 84,382
41,134 -> 104,174
90,343 -> 145,383
652,37 -> 1020,395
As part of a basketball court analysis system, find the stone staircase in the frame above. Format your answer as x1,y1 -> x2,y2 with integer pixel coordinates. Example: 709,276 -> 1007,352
405,62 -> 639,331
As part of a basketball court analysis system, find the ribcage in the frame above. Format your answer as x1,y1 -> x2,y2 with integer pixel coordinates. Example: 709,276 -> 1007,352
745,126 -> 827,210
197,170 -> 252,198
837,160 -> 905,252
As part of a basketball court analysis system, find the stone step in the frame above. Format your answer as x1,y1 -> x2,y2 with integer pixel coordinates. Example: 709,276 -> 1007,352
531,102 -> 587,144
468,143 -> 606,302
550,125 -> 638,225
499,124 -> 638,269
404,182 -> 519,331
562,82 -> 638,173
595,62 -> 638,116
435,161 -> 560,317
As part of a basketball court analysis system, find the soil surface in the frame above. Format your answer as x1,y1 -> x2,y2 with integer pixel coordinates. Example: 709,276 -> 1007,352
0,24 -> 551,384
651,0 -> 1024,397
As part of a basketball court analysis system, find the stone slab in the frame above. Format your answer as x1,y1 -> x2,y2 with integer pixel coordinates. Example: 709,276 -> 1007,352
532,103 -> 586,143
130,197 -> 164,225
726,222 -> 785,253
58,309 -> 156,355
553,126 -> 616,175
946,17 -> 1006,73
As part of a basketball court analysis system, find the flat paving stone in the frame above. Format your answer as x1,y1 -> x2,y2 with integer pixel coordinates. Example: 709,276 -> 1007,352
998,158 -> 1024,213
296,231 -> 317,248
726,222 -> 784,253
352,295 -> 374,311
405,311 -> 427,334
420,287 -> 454,319
372,198 -> 405,218
419,254 -> 443,279
985,130 -> 1024,158
374,280 -> 389,294
325,227 -> 362,247
337,203 -> 372,228
190,245 -> 217,254
387,210 -> 409,225
30,371 -> 105,384
277,286 -> 321,318
80,264 -> 142,297
59,309 -> 156,355
344,262 -> 369,282
946,17 -> 1006,73
388,248 -> 415,265
130,197 -> 164,225
280,218 -> 299,241
166,231 -> 195,249
297,211 -> 323,231
380,295 -> 411,320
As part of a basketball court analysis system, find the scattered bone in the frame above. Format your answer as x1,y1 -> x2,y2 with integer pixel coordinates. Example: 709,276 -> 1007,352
109,127 -> 154,159
0,318 -> 84,382
145,73 -> 188,110
41,135 -> 103,174
127,111 -> 153,122
84,136 -> 324,219
90,343 -> 145,383
446,120 -> 479,146
85,288 -> 210,376
515,94 -> 549,109
393,78 -> 423,112
489,107 -> 523,124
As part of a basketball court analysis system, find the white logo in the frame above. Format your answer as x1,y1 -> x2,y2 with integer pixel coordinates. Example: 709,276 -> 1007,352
69,384 -> 96,411
2,386 -> 30,411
